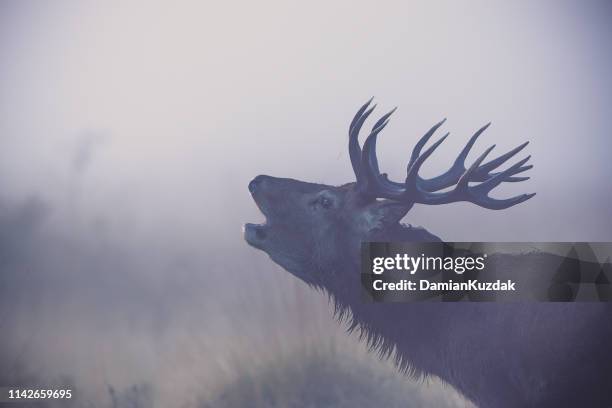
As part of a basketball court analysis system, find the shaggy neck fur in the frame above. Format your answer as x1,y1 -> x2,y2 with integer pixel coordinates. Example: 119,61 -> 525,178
317,223 -> 612,408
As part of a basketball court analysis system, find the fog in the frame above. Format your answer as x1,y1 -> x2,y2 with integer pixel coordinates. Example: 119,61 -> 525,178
0,0 -> 611,406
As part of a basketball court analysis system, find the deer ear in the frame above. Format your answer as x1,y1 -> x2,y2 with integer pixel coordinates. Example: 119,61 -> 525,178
361,201 -> 411,232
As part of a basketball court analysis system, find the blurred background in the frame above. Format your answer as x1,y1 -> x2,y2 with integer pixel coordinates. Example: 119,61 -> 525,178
0,0 -> 611,406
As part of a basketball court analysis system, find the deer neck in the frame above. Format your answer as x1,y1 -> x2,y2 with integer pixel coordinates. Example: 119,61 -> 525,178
332,280 -> 517,406
325,224 -> 497,403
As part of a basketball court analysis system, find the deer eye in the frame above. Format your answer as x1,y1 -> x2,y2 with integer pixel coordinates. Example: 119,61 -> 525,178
319,196 -> 333,209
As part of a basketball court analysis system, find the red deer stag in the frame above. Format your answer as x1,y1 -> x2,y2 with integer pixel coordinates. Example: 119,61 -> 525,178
244,99 -> 612,408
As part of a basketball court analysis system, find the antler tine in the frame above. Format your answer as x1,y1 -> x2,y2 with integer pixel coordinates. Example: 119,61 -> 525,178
479,192 -> 537,210
472,156 -> 532,192
456,144 -> 497,190
408,118 -> 447,169
349,99 -> 376,178
372,107 -> 398,132
417,123 -> 488,191
471,141 -> 530,182
349,97 -> 374,132
405,133 -> 450,186
357,108 -> 398,192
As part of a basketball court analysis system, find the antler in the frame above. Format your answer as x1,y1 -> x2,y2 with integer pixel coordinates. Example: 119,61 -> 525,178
348,99 -> 535,210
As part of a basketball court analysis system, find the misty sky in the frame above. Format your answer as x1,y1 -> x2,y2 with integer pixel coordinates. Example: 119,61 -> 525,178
1,0 -> 611,243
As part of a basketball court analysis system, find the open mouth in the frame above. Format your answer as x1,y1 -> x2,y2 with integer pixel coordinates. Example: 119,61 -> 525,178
244,222 -> 269,246
245,177 -> 272,248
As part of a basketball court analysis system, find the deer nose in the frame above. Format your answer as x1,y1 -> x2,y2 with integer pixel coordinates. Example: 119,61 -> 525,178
248,175 -> 265,193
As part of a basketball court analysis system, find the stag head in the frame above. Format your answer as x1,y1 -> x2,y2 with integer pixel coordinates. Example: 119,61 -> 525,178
244,99 -> 534,286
